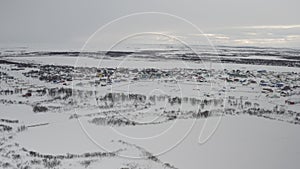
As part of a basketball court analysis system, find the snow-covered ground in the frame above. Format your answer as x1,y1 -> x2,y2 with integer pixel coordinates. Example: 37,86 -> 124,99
0,46 -> 300,169
6,55 -> 300,72
2,102 -> 299,169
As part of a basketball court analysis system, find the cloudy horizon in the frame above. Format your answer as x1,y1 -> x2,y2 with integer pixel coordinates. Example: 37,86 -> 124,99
1,0 -> 299,50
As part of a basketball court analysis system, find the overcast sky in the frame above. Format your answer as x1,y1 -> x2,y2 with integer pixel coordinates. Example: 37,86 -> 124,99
0,0 -> 299,50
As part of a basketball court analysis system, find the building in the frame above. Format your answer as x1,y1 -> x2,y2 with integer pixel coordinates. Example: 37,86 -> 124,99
285,98 -> 300,105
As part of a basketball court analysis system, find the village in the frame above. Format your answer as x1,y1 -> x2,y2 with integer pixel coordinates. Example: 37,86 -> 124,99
0,58 -> 299,126
13,59 -> 300,104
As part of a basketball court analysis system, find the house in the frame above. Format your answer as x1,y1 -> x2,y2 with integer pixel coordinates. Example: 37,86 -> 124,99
260,82 -> 268,86
22,92 -> 32,97
97,73 -> 103,78
275,83 -> 284,88
226,78 -> 234,82
262,88 -> 273,93
280,91 -> 289,97
100,77 -> 108,82
282,86 -> 292,91
132,76 -> 139,81
285,98 -> 300,105
257,70 -> 267,74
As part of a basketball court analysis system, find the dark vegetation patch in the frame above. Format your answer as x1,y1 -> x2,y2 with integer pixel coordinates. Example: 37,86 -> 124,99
33,105 -> 48,113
